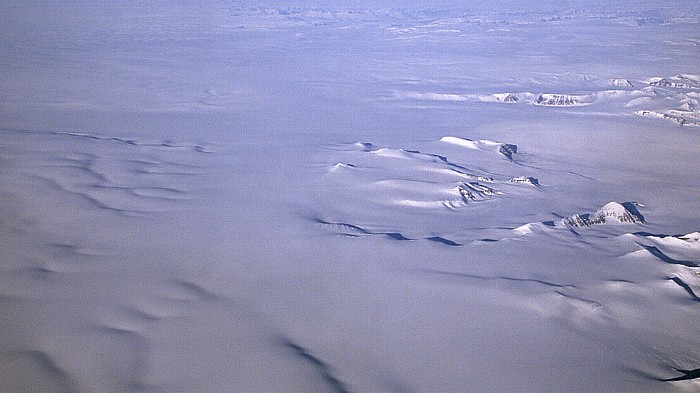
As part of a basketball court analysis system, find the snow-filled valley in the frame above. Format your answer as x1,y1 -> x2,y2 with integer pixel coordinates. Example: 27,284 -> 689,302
1,1 -> 699,392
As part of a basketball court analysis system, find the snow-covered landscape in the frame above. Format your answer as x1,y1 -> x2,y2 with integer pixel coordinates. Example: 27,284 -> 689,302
1,1 -> 699,392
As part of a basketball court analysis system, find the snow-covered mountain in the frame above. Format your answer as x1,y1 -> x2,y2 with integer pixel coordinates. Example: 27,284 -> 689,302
1,2 -> 699,392
533,93 -> 596,106
565,202 -> 645,227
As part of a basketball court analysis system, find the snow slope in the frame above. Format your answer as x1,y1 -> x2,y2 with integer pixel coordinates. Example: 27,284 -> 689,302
1,1 -> 699,392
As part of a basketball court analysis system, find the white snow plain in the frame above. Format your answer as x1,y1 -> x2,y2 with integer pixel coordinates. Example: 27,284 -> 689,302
1,1 -> 699,392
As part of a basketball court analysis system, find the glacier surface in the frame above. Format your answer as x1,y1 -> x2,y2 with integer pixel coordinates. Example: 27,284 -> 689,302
1,1 -> 699,392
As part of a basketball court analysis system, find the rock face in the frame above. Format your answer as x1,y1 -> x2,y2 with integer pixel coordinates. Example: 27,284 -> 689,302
649,78 -> 691,89
497,93 -> 519,103
564,214 -> 591,228
458,184 -> 477,202
564,202 -> 645,228
635,110 -> 700,126
465,181 -> 497,196
533,93 -> 595,106
612,78 -> 633,87
592,202 -> 645,224
458,182 -> 498,203
677,101 -> 696,112
498,143 -> 517,159
510,176 -> 540,186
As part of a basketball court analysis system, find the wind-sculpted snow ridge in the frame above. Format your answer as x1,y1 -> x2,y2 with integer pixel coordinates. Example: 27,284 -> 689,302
314,132 -> 696,373
439,136 -> 517,160
647,75 -> 700,90
633,231 -> 700,268
630,74 -> 700,126
669,276 -> 700,302
506,203 -> 649,240
564,202 -> 645,228
394,92 -> 468,102
3,129 -> 208,216
312,218 -> 412,242
3,2 -> 700,392
635,110 -> 700,127
617,231 -> 700,319
679,232 -> 700,242
397,89 -> 608,108
611,78 -> 634,87
280,338 -> 351,393
491,93 -> 521,103
313,137 -> 552,246
459,181 -> 500,200
469,92 -> 537,104
55,131 -> 217,153
649,78 -> 690,89
3,350 -> 81,393
397,91 -> 605,107
313,218 -> 467,246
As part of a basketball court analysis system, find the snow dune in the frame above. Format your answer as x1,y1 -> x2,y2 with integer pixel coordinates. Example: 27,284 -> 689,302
1,1 -> 700,392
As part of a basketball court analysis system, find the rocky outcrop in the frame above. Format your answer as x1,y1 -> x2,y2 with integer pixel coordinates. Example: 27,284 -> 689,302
635,110 -> 700,126
591,202 -> 645,224
458,181 -> 499,203
649,78 -> 691,89
498,144 -> 517,160
611,78 -> 633,87
533,93 -> 595,106
564,202 -> 644,228
510,176 -> 540,186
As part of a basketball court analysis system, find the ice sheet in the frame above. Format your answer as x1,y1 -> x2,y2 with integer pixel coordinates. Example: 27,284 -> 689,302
1,2 -> 699,392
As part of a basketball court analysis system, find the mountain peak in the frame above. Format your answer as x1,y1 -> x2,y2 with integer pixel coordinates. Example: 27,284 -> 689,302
564,202 -> 644,228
